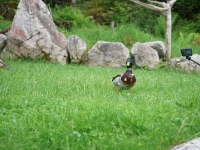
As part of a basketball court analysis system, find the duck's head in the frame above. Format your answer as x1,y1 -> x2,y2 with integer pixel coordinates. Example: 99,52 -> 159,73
126,58 -> 133,69
0,60 -> 12,70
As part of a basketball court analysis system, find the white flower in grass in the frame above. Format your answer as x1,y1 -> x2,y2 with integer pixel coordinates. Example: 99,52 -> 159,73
73,131 -> 81,137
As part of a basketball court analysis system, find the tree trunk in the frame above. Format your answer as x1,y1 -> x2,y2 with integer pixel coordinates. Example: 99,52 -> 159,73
130,0 -> 177,64
110,21 -> 115,30
165,7 -> 171,63
72,0 -> 76,12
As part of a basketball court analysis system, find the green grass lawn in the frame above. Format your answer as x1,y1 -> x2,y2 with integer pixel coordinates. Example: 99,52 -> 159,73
0,60 -> 200,150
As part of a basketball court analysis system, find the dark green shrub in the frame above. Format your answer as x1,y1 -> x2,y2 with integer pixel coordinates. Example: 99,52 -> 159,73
83,0 -> 106,24
154,13 -> 178,38
105,2 -> 135,25
52,5 -> 91,29
190,14 -> 200,33
131,5 -> 159,33
0,1 -> 18,20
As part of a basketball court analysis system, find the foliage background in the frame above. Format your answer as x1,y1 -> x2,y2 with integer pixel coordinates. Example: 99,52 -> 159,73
1,0 -> 200,58
1,0 -> 200,33
0,1 -> 200,150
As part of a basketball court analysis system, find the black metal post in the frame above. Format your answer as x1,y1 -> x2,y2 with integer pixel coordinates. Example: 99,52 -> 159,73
186,56 -> 200,66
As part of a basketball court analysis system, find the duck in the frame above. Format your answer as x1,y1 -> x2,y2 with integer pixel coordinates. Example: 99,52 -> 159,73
111,58 -> 136,92
0,59 -> 12,70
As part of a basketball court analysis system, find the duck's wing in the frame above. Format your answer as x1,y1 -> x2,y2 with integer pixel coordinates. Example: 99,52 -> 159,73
111,73 -> 123,81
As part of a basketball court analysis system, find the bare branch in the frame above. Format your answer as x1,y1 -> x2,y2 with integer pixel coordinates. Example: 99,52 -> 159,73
130,0 -> 167,13
129,0 -> 177,64
169,0 -> 177,7
148,0 -> 165,7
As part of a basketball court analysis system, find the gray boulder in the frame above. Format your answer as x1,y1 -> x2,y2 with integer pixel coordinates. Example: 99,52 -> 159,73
144,41 -> 166,58
67,35 -> 86,63
1,0 -> 68,64
0,34 -> 7,52
171,54 -> 200,73
170,138 -> 200,150
82,41 -> 130,67
131,42 -> 159,69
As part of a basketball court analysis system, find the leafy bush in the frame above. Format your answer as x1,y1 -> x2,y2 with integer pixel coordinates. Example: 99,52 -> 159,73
82,0 -> 106,24
52,5 -> 91,28
154,15 -> 165,38
0,15 -> 12,30
190,14 -> 200,33
177,32 -> 198,47
171,31 -> 200,57
105,2 -> 135,25
154,13 -> 178,38
131,6 -> 159,33
83,1 -> 135,25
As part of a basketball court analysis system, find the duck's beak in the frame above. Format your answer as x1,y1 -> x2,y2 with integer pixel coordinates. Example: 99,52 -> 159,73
2,65 -> 12,70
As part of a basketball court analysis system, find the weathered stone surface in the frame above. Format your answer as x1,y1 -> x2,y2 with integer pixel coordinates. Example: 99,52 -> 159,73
1,0 -> 68,64
67,35 -> 86,63
0,34 -> 7,52
170,138 -> 200,150
131,42 -> 159,69
144,41 -> 166,58
0,47 -> 16,60
171,54 -> 200,73
82,41 -> 130,67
